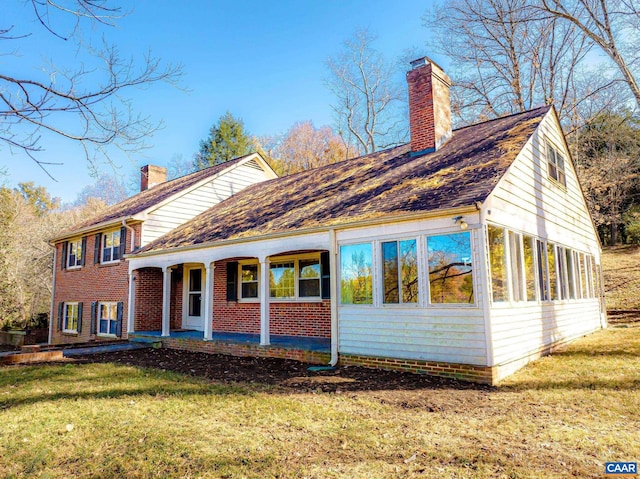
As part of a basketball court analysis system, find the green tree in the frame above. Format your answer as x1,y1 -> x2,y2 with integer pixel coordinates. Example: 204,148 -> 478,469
194,112 -> 253,169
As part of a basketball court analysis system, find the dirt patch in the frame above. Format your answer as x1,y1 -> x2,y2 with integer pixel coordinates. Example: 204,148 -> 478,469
80,348 -> 492,397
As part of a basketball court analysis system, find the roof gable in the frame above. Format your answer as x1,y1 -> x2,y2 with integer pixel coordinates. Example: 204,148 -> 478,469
53,153 -> 273,241
137,106 -> 551,255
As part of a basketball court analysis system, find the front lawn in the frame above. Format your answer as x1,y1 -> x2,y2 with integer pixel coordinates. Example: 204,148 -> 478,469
1,324 -> 639,478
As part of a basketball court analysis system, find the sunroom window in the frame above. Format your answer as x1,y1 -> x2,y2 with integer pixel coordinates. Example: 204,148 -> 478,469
382,240 -> 418,304
340,243 -> 373,305
488,225 -> 508,302
427,232 -> 474,304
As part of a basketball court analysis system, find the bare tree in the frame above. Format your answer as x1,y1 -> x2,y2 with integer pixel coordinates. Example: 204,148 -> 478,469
539,0 -> 640,111
326,30 -> 406,154
263,121 -> 354,176
1,1 -> 181,177
431,0 -> 593,127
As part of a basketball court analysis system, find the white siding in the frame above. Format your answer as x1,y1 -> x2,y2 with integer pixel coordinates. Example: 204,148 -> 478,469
141,162 -> 270,245
484,110 -> 604,372
336,216 -> 488,366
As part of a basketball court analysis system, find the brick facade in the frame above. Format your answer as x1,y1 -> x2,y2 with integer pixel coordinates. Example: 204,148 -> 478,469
51,223 -> 142,345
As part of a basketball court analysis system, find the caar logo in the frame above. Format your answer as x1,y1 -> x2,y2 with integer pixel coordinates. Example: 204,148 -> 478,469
606,462 -> 637,475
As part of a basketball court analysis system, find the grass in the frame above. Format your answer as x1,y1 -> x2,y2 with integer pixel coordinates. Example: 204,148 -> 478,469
1,324 -> 639,478
602,244 -> 640,311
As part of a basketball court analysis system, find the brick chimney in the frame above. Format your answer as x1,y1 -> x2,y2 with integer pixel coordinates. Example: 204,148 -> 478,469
140,165 -> 167,191
406,57 -> 452,155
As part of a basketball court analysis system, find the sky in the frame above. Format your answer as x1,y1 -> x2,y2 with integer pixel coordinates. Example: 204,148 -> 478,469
2,0 -> 442,204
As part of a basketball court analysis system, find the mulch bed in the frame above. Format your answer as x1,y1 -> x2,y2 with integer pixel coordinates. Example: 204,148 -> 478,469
79,348 -> 492,394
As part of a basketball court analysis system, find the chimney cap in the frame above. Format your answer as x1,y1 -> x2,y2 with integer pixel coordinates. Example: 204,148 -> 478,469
410,56 -> 445,72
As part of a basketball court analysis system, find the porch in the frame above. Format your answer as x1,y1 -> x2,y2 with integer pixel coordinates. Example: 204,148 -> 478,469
130,329 -> 331,364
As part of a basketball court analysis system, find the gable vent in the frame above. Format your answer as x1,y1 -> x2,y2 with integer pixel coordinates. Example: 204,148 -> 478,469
244,159 -> 263,170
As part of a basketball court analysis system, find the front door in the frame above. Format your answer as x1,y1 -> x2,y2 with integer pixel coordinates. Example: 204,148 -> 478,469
183,267 -> 204,331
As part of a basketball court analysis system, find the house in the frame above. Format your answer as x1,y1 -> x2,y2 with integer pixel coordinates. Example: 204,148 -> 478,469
48,154 -> 277,345
57,57 -> 606,384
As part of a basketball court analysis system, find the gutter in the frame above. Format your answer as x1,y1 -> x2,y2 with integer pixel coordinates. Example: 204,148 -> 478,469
329,228 -> 338,366
128,204 -> 478,260
122,219 -> 136,252
49,214 -> 146,244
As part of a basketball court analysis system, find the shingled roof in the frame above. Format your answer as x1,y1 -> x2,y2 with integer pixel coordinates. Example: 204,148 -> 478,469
136,106 -> 551,255
53,154 -> 259,241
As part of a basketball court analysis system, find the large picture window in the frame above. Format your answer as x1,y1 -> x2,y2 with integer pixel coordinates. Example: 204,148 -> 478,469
98,302 -> 118,336
382,239 -> 418,304
488,225 -> 508,302
340,243 -> 373,305
102,230 -> 121,263
427,232 -> 473,304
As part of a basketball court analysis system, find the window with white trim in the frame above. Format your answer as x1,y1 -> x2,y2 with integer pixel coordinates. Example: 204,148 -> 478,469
102,230 -> 121,263
64,303 -> 79,333
547,142 -> 566,186
240,263 -> 259,299
382,239 -> 418,304
269,256 -> 322,300
98,302 -> 118,336
340,244 -> 373,305
427,232 -> 474,304
67,238 -> 83,268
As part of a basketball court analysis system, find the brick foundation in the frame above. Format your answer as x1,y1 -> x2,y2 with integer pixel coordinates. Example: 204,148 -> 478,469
338,354 -> 496,385
160,336 -> 331,365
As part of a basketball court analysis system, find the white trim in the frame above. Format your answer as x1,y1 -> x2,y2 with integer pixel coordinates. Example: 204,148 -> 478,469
100,229 -> 122,264
66,238 -> 84,269
127,273 -> 135,335
204,263 -> 214,341
238,260 -> 260,301
161,266 -> 172,337
259,258 -> 270,345
96,301 -> 118,337
329,229 -> 338,366
182,265 -> 204,331
62,302 -> 79,334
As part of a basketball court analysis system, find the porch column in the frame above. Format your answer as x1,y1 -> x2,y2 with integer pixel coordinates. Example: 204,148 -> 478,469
127,272 -> 136,335
260,258 -> 270,345
161,266 -> 172,337
203,262 -> 214,341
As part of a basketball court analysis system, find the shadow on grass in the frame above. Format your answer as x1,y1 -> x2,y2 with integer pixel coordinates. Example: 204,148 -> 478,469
0,363 -> 251,410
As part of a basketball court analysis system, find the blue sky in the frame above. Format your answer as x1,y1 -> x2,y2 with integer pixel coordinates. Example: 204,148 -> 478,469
2,0 -> 442,203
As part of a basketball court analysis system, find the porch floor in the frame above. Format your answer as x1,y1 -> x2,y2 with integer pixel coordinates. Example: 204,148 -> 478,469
132,330 -> 330,352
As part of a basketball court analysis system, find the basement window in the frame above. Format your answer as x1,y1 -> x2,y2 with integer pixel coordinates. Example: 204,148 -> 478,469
547,142 -> 566,187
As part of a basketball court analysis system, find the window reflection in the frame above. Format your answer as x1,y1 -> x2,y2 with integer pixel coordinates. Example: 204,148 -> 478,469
340,243 -> 373,304
427,232 -> 474,304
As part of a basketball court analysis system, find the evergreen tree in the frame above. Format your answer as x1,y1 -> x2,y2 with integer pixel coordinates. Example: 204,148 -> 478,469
194,112 -> 252,169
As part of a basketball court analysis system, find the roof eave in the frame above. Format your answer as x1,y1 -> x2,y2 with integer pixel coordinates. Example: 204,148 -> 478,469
49,214 -> 146,244
128,204 -> 479,260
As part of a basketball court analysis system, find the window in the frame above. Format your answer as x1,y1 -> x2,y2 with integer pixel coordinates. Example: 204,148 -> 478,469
488,225 -> 508,302
509,232 -> 524,302
98,302 -> 118,336
240,263 -> 259,299
64,302 -> 79,333
382,239 -> 418,304
270,262 -> 295,298
427,232 -> 474,304
547,243 -> 558,300
268,257 -> 322,300
298,259 -> 321,298
579,253 -> 588,299
102,230 -> 121,263
523,236 -> 536,301
536,240 -> 549,301
188,268 -> 202,316
547,142 -> 566,186
340,243 -> 373,304
67,238 -> 84,268
566,249 -> 577,299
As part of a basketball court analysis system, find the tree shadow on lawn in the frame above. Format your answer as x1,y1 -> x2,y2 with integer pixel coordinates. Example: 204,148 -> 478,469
0,362 -> 248,410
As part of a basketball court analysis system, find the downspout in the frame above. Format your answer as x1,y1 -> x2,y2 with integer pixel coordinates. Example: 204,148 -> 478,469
329,228 -> 339,366
48,244 -> 57,345
122,219 -> 136,251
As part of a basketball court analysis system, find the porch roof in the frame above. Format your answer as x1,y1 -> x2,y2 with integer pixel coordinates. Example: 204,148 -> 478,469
135,106 -> 550,256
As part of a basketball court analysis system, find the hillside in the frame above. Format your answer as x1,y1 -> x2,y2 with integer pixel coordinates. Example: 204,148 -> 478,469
602,245 -> 640,318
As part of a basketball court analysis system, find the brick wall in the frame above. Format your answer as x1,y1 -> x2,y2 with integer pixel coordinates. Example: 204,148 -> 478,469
51,223 -> 142,345
134,267 -> 163,332
212,259 -> 331,338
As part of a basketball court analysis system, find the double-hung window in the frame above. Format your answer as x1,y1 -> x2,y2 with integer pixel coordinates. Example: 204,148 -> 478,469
64,303 -> 79,333
67,238 -> 84,268
547,142 -> 566,186
102,230 -> 121,263
240,263 -> 259,299
98,302 -> 118,336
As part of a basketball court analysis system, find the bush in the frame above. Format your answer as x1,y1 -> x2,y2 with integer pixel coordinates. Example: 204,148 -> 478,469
624,205 -> 640,245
